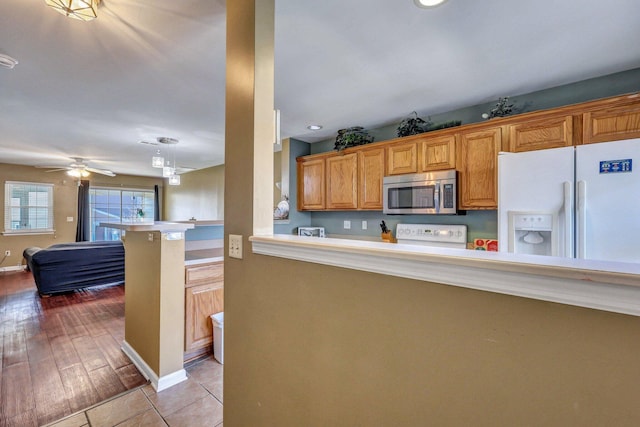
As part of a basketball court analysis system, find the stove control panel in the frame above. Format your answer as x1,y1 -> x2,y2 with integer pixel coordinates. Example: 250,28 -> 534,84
396,223 -> 467,245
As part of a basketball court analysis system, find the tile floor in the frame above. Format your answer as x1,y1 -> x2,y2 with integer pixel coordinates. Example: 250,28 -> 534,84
44,356 -> 223,427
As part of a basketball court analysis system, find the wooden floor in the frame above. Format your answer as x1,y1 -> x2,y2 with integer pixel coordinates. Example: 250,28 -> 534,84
0,270 -> 147,426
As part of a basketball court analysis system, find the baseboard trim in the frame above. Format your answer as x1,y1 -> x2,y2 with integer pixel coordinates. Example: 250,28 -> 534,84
0,265 -> 26,272
121,341 -> 187,392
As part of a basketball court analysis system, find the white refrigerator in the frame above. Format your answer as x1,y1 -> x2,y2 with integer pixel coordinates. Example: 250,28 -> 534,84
498,138 -> 640,263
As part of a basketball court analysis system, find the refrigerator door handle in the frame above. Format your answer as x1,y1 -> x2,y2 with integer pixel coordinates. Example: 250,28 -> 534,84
562,181 -> 573,258
576,180 -> 586,259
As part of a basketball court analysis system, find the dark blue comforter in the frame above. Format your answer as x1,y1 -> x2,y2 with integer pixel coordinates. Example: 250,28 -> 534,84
23,241 -> 124,296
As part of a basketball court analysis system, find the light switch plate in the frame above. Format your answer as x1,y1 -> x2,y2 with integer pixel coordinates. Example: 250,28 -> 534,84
344,220 -> 351,229
229,234 -> 243,259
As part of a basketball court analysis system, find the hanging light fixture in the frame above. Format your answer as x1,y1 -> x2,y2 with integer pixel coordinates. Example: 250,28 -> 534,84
152,149 -> 164,168
155,136 -> 181,185
162,163 -> 174,178
45,0 -> 101,21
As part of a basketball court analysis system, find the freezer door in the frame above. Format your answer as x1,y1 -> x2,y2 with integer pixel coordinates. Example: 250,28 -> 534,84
576,138 -> 640,263
498,147 -> 574,257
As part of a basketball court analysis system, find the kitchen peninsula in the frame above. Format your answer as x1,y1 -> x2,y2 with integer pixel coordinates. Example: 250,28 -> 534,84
101,220 -> 224,379
251,235 -> 640,316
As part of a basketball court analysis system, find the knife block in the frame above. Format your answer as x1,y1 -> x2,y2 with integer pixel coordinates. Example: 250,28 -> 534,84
381,231 -> 396,243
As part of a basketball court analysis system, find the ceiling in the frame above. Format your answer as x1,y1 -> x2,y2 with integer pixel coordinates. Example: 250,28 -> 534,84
1,0 -> 639,177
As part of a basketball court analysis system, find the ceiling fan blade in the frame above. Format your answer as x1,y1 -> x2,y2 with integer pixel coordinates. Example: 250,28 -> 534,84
42,168 -> 71,173
34,165 -> 70,169
86,167 -> 116,177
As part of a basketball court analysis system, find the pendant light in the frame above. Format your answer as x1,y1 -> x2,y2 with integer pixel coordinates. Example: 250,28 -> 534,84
152,149 -> 164,168
45,0 -> 101,21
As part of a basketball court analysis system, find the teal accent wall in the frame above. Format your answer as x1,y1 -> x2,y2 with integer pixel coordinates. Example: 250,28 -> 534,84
284,68 -> 640,241
185,224 -> 224,241
310,68 -> 640,154
274,138 -> 312,234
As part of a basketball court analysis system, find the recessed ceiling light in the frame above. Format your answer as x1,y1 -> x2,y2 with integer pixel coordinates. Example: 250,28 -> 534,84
414,0 -> 448,8
307,125 -> 323,131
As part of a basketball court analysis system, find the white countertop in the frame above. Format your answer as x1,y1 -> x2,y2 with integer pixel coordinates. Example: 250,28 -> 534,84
100,221 -> 195,232
250,234 -> 640,316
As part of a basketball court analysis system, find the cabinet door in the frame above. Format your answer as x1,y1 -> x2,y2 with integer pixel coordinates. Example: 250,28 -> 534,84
419,135 -> 456,171
297,157 -> 325,210
185,281 -> 224,352
326,153 -> 358,210
583,104 -> 640,144
508,115 -> 573,152
458,127 -> 502,209
358,148 -> 384,210
386,142 -> 417,175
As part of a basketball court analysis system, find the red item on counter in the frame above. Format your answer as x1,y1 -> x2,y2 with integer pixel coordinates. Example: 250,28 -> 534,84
474,238 -> 498,251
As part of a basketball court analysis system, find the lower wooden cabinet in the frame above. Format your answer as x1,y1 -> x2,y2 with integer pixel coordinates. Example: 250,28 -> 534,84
184,261 -> 224,361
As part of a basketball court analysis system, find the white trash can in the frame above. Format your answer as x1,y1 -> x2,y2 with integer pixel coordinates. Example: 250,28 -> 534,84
210,312 -> 224,364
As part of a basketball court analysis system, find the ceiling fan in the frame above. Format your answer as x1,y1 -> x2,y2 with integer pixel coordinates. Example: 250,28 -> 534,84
35,158 -> 116,177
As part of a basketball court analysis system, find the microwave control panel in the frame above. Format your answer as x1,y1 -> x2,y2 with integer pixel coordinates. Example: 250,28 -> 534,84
442,183 -> 454,208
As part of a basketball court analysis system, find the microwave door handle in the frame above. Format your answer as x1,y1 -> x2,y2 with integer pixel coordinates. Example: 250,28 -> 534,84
434,182 -> 440,213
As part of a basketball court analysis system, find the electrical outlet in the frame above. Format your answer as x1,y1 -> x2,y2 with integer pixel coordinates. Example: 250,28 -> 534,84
343,220 -> 351,230
4,250 -> 10,257
229,234 -> 243,259
362,220 -> 367,230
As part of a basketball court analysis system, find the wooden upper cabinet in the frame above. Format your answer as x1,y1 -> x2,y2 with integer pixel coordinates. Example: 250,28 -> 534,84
583,103 -> 640,144
419,134 -> 456,171
508,115 -> 573,152
358,147 -> 385,210
457,127 -> 502,210
386,142 -> 417,175
326,153 -> 358,210
297,157 -> 325,210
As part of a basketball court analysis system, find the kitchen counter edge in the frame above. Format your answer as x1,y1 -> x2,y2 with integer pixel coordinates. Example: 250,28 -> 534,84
250,235 -> 640,317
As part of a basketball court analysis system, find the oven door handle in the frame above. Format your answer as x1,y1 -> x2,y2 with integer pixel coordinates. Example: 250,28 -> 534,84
434,181 -> 440,213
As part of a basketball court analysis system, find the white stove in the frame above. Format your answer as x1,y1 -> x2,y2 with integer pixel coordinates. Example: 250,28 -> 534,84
396,223 -> 467,249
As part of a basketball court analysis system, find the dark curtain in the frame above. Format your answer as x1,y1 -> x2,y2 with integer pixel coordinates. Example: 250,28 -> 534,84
154,184 -> 160,221
75,180 -> 90,242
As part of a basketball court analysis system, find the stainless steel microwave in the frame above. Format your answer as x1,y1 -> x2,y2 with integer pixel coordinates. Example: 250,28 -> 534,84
383,170 -> 458,215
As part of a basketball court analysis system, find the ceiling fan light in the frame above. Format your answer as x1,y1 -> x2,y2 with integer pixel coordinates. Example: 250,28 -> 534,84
44,0 -> 100,21
67,168 -> 89,178
168,175 -> 181,186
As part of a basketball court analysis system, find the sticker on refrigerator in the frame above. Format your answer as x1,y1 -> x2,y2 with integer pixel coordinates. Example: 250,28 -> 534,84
599,159 -> 632,174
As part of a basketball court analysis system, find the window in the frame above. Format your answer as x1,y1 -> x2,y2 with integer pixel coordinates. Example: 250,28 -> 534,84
90,188 -> 155,241
4,181 -> 54,234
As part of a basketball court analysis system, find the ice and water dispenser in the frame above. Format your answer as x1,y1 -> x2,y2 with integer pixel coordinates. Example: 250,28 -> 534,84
507,212 -> 557,256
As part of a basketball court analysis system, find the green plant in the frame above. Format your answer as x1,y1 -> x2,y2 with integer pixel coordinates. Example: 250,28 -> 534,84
334,126 -> 374,151
397,111 -> 432,137
484,97 -> 515,119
